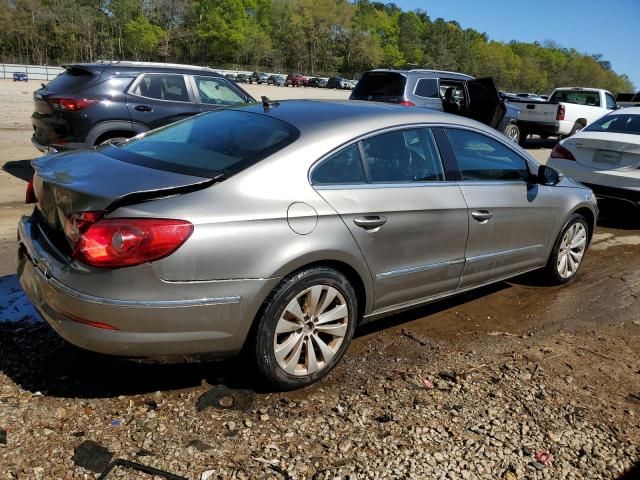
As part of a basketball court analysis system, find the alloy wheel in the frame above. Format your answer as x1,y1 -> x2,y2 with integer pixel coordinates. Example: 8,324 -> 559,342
273,285 -> 349,376
556,223 -> 587,279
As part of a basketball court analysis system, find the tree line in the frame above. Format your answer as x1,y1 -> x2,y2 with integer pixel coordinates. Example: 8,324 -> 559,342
0,0 -> 634,94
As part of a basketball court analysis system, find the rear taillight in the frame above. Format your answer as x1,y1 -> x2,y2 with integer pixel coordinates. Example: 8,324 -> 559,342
556,104 -> 565,121
49,97 -> 99,111
26,176 -> 36,204
64,211 -> 103,245
398,100 -> 416,107
550,143 -> 576,161
72,218 -> 194,268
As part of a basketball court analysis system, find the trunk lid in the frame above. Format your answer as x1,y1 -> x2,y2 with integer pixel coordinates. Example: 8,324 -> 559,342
564,133 -> 640,170
32,149 -> 214,236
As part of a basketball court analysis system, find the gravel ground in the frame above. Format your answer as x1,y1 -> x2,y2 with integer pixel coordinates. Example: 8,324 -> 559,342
0,78 -> 638,479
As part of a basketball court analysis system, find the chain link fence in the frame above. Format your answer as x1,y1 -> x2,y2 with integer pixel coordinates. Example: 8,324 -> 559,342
1,64 -> 64,81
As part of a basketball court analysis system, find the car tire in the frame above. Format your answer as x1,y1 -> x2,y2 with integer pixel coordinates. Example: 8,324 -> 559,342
517,129 -> 528,147
569,123 -> 584,136
503,124 -> 520,143
541,213 -> 589,284
250,267 -> 358,390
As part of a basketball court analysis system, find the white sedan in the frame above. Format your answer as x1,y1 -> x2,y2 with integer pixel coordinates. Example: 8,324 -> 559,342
547,107 -> 640,207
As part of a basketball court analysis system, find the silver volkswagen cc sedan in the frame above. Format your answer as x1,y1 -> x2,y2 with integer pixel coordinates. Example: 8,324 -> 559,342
18,100 -> 597,389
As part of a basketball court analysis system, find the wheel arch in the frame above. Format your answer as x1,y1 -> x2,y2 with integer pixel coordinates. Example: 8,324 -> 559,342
241,256 -> 373,355
86,120 -> 147,146
572,205 -> 596,245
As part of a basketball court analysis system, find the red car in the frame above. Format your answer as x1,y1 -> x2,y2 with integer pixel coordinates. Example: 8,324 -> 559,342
286,74 -> 306,87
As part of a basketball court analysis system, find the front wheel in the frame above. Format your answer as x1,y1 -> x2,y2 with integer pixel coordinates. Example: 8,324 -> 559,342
542,214 -> 589,284
251,267 -> 358,390
503,124 -> 520,143
518,129 -> 529,147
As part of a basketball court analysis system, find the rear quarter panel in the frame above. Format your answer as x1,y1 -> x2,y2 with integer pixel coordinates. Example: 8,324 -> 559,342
110,144 -> 376,313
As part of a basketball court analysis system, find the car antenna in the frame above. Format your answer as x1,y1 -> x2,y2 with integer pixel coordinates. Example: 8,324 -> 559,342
261,96 -> 280,110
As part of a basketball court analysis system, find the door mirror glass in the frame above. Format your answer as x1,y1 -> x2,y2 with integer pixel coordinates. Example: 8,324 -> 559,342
538,164 -> 562,185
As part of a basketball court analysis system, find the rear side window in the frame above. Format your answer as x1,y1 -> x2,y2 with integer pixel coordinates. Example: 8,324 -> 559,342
445,128 -> 528,181
361,128 -> 445,183
134,74 -> 190,102
351,72 -> 406,99
414,79 -> 439,98
549,90 -> 601,107
44,68 -> 93,92
311,144 -> 365,185
104,110 -> 299,178
584,114 -> 640,135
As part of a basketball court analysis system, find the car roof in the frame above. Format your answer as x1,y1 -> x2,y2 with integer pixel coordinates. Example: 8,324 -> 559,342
233,100 -> 496,139
610,106 -> 640,115
371,68 -> 474,81
64,61 -> 222,76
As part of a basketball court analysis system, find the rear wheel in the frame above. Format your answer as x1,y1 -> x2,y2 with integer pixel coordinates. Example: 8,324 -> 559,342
542,214 -> 589,284
251,267 -> 358,390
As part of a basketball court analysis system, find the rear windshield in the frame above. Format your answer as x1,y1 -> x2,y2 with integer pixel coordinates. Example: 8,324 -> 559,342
44,68 -> 94,92
549,90 -> 601,107
584,114 -> 640,135
103,110 -> 299,178
351,72 -> 406,99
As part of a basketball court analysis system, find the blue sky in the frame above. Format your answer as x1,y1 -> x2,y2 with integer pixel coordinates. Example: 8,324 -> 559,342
394,0 -> 639,90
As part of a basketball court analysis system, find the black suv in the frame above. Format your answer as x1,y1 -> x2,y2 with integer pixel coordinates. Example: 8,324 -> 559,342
31,61 -> 255,151
351,69 -> 521,142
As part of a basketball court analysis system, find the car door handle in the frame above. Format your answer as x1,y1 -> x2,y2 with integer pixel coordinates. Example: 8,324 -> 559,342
135,105 -> 153,112
353,215 -> 387,230
471,210 -> 493,222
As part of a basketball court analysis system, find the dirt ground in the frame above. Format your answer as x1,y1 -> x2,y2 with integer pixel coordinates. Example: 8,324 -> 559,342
0,78 -> 638,479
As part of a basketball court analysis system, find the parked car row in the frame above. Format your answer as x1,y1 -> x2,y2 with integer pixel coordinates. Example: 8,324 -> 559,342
223,71 -> 355,89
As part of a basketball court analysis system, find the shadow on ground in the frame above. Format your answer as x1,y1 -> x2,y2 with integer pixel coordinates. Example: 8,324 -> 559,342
617,461 -> 640,479
597,199 -> 640,230
520,136 -> 558,150
2,159 -> 33,182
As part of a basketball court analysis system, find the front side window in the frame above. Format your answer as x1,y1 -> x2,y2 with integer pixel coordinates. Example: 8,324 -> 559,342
445,128 -> 529,181
134,74 -> 190,102
361,128 -> 445,183
605,93 -> 617,110
311,144 -> 365,185
193,76 -> 247,105
103,110 -> 298,178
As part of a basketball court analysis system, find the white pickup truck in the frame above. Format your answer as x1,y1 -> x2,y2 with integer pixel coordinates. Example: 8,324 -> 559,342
507,87 -> 618,145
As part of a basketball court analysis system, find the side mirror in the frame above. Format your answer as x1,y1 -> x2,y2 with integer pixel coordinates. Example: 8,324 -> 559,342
537,164 -> 563,185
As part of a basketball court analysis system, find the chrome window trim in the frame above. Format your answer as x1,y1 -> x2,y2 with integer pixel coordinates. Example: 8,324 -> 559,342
465,244 -> 544,263
127,73 -> 196,104
377,258 -> 465,279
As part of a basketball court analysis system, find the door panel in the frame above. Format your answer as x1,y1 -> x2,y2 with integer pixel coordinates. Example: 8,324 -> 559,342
126,73 -> 200,129
457,181 -> 554,287
317,184 -> 468,310
442,127 -> 555,287
466,77 -> 505,128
